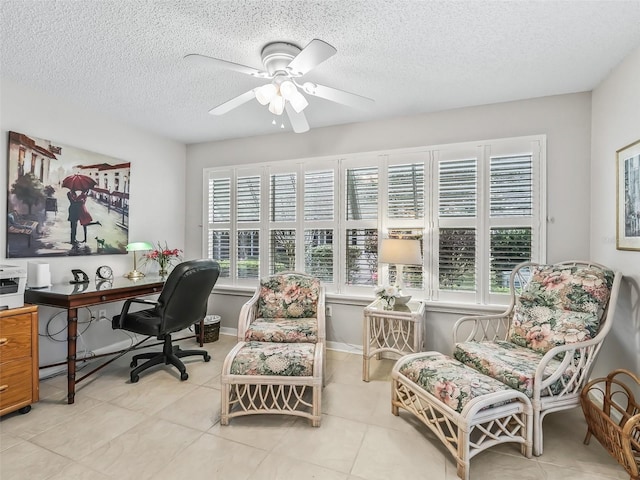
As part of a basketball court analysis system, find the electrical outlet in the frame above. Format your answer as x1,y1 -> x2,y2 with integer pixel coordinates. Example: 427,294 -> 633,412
326,306 -> 332,317
98,309 -> 107,320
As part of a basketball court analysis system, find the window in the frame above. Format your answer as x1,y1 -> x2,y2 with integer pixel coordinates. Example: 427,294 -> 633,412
203,136 -> 545,305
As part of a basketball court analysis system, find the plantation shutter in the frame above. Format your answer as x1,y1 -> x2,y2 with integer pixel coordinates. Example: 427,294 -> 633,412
304,170 -> 334,221
488,154 -> 534,292
345,228 -> 378,286
346,167 -> 378,220
270,229 -> 296,274
209,177 -> 230,223
489,229 -> 532,291
437,157 -> 478,292
271,173 -> 296,222
237,176 -> 260,222
210,230 -> 230,278
490,155 -> 533,217
439,159 -> 477,217
438,228 -> 476,291
304,229 -> 333,282
388,163 -> 424,219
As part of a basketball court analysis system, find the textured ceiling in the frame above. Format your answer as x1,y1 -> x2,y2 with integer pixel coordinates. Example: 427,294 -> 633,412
2,1 -> 640,144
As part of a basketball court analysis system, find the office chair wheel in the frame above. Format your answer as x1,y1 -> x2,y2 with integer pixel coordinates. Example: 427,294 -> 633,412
131,373 -> 140,383
180,372 -> 189,381
204,353 -> 211,362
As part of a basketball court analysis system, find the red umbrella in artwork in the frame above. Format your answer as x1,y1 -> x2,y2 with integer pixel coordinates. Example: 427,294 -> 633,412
62,174 -> 97,191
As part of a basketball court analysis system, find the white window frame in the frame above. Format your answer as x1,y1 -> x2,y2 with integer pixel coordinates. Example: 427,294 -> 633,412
202,135 -> 546,306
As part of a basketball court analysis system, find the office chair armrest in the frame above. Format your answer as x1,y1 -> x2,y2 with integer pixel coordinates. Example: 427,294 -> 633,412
119,298 -> 158,317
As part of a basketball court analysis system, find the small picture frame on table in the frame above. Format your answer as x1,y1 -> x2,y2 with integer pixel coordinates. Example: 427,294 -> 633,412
617,138 -> 640,251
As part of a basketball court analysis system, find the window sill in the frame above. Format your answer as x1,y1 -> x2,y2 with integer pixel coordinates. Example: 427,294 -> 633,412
211,286 -> 506,316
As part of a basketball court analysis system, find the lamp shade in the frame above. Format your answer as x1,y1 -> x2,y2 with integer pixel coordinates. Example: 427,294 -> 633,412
268,95 -> 285,115
255,83 -> 277,105
379,238 -> 422,265
126,241 -> 153,252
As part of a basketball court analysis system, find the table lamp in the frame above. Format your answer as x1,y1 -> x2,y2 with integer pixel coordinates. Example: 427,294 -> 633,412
379,238 -> 422,292
124,241 -> 153,279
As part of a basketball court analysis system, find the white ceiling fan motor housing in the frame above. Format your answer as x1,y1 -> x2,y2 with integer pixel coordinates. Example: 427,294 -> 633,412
261,42 -> 301,76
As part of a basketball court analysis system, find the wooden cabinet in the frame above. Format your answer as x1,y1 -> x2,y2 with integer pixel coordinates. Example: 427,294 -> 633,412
0,304 -> 38,416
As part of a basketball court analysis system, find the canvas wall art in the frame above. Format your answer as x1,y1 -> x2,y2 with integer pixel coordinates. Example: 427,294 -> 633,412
6,131 -> 131,258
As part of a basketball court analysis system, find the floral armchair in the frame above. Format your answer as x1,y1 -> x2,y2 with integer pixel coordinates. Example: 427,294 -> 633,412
238,271 -> 326,346
453,261 -> 621,456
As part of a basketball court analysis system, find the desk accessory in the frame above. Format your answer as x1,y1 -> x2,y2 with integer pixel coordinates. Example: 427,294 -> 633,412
27,261 -> 51,288
96,265 -> 113,281
124,242 -> 153,279
96,280 -> 113,291
70,269 -> 89,284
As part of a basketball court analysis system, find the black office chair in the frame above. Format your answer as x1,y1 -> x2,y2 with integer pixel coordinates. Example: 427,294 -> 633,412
112,259 -> 220,383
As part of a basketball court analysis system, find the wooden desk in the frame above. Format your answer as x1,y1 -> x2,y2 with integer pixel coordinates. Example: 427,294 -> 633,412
25,276 -> 164,404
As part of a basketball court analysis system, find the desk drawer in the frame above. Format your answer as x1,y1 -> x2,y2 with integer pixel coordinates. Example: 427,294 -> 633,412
0,314 -> 33,363
0,358 -> 33,411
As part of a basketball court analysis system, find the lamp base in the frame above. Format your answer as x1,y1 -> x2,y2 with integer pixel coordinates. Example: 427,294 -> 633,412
124,270 -> 145,279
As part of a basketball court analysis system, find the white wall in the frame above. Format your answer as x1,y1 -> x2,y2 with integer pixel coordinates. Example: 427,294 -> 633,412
590,45 -> 640,377
186,92 -> 593,352
0,78 -> 187,368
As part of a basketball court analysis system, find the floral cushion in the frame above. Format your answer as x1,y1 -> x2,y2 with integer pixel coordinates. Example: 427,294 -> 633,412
244,318 -> 318,343
257,274 -> 320,319
230,341 -> 315,377
454,340 -> 576,398
507,265 -> 614,354
398,352 -> 513,413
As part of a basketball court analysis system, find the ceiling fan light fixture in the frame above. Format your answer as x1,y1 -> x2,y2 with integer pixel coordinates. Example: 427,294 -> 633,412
289,90 -> 309,113
268,95 -> 285,115
279,80 -> 297,100
255,83 -> 277,105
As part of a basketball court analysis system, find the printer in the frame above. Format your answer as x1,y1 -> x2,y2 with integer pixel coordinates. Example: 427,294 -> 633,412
0,264 -> 27,310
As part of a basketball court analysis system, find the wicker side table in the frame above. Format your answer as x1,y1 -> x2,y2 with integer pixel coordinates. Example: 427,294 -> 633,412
362,299 -> 425,382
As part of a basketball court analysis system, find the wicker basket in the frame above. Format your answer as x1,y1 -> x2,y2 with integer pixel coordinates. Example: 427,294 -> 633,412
581,369 -> 640,480
195,315 -> 220,343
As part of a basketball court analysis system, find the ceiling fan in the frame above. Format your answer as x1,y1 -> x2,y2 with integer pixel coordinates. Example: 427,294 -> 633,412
184,39 -> 374,133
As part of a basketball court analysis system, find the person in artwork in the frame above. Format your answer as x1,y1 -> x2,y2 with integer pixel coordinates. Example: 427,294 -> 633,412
67,189 -> 100,244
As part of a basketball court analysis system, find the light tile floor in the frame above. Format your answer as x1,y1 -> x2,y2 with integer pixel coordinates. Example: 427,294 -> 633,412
0,334 -> 629,480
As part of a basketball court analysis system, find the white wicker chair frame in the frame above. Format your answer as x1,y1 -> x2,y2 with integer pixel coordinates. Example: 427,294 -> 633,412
453,260 -> 622,456
391,352 -> 532,480
220,341 -> 323,427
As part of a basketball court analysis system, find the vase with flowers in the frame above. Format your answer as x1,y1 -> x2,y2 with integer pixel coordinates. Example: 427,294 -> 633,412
374,284 -> 401,310
144,241 -> 182,276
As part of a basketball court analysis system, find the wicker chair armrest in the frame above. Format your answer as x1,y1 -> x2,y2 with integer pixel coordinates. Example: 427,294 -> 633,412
453,310 -> 511,343
237,289 -> 260,341
534,338 -> 601,399
316,285 -> 326,342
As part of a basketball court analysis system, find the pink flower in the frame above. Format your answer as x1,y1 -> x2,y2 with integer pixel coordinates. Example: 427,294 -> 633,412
525,323 -> 552,350
434,380 -> 461,410
541,270 -> 571,290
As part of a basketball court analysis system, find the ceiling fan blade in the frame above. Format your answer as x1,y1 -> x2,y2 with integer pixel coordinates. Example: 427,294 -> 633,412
286,39 -> 337,76
184,54 -> 270,78
285,103 -> 310,133
209,89 -> 256,115
301,82 -> 374,110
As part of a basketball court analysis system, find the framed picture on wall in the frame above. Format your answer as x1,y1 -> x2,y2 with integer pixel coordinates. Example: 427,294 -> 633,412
617,138 -> 640,251
6,131 -> 131,258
